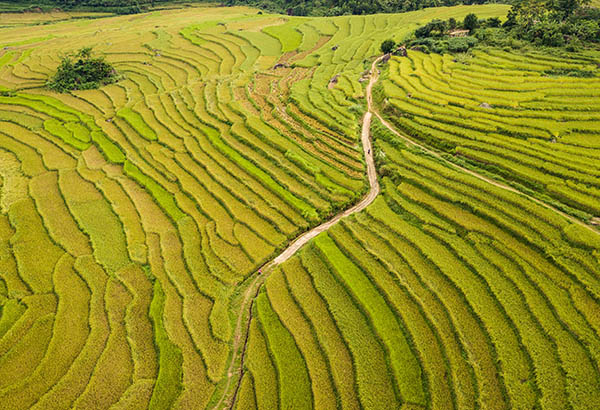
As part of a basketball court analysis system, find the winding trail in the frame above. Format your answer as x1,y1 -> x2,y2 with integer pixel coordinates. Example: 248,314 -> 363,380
213,59 -> 383,410
214,52 -> 599,410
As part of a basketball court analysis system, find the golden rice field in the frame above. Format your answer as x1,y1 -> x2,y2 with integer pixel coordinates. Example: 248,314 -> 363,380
2,3 -> 600,410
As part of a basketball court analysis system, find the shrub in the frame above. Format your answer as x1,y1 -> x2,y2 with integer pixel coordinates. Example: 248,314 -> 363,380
47,47 -> 118,93
483,17 -> 502,27
447,36 -> 478,52
407,35 -> 478,54
415,19 -> 448,38
415,24 -> 432,38
543,68 -> 596,77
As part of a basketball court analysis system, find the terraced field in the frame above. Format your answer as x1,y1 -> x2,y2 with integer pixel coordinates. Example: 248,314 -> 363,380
239,53 -> 600,410
1,3 -> 600,410
379,49 -> 600,220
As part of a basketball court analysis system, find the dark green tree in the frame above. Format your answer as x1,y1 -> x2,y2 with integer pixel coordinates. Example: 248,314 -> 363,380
448,17 -> 457,29
48,47 -> 118,92
380,39 -> 396,54
556,0 -> 590,18
415,24 -> 433,37
429,19 -> 448,35
484,17 -> 501,27
464,13 -> 479,31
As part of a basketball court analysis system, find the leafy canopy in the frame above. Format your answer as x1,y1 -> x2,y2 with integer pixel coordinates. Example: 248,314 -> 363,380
463,13 -> 479,31
48,47 -> 118,92
380,39 -> 396,54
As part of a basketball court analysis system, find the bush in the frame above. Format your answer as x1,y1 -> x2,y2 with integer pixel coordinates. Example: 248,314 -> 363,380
415,24 -> 432,38
483,17 -> 502,27
47,47 -> 118,93
407,35 -> 478,54
543,67 -> 596,77
415,19 -> 447,38
526,19 -> 566,46
447,36 -> 478,52
0,89 -> 16,97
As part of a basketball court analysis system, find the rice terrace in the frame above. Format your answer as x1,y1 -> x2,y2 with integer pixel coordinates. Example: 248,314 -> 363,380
0,0 -> 600,408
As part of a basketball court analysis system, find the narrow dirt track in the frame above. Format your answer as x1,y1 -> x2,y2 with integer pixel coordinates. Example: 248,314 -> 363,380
213,59 -> 383,410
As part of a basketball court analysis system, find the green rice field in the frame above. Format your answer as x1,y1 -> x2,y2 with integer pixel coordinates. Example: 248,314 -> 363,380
1,3 -> 600,409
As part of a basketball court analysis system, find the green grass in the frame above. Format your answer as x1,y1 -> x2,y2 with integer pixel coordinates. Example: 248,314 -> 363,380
255,289 -> 313,409
117,107 -> 157,141
59,169 -> 131,273
264,268 -> 338,408
0,300 -> 25,340
281,257 -> 360,408
148,280 -> 184,410
263,18 -> 304,53
123,161 -> 186,221
245,318 -> 279,409
315,233 -> 427,406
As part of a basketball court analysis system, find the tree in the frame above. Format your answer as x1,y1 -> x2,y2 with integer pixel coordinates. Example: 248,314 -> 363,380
428,19 -> 448,35
415,24 -> 432,37
556,0 -> 590,19
464,13 -> 479,31
448,17 -> 457,30
48,47 -> 118,92
484,17 -> 501,27
380,39 -> 396,54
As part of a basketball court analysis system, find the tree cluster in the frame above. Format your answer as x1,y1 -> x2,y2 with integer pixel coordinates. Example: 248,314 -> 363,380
47,47 -> 118,92
502,0 -> 600,47
383,0 -> 599,58
413,14 -> 500,38
225,0 -> 492,16
5,0 -> 172,14
381,13 -> 496,55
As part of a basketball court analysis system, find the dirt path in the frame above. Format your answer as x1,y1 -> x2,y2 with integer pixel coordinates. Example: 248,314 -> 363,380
212,60 -> 382,410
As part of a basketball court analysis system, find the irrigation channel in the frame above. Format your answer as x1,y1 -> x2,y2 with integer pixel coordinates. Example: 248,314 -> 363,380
215,54 -> 600,410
